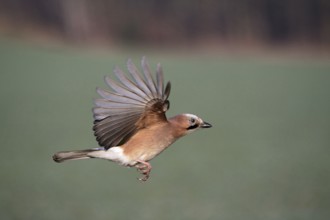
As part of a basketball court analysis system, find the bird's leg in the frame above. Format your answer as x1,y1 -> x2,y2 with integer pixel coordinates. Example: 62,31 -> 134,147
135,160 -> 152,181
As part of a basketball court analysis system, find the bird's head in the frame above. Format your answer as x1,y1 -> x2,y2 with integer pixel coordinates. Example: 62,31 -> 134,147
169,113 -> 212,137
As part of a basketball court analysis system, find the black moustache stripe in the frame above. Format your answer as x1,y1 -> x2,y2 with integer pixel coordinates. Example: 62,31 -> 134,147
187,124 -> 199,130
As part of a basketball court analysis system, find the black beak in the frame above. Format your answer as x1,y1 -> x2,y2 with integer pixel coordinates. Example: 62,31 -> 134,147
201,121 -> 212,128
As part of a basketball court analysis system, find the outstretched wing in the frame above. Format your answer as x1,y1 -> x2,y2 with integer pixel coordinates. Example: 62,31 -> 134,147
93,57 -> 171,149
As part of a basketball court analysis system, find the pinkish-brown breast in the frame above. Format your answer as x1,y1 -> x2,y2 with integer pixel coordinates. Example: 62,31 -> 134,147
122,122 -> 178,162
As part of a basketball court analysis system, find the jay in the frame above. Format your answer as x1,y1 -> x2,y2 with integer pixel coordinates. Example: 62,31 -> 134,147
53,57 -> 212,181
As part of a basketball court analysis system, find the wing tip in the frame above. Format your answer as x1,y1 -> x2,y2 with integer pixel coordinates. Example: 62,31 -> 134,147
164,81 -> 171,100
141,56 -> 149,67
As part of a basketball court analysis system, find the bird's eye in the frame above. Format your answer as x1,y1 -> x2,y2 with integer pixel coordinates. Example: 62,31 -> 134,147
190,118 -> 196,124
187,117 -> 198,130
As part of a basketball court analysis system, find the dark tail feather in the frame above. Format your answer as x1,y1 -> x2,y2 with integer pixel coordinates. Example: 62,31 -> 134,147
52,148 -> 103,163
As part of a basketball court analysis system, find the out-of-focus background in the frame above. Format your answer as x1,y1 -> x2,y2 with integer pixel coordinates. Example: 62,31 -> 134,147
0,1 -> 329,220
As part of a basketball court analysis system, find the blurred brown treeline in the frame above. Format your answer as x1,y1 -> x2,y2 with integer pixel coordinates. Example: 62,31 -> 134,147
0,0 -> 329,47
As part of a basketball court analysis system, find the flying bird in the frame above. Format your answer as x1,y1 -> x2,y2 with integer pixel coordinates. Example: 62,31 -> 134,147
53,57 -> 212,181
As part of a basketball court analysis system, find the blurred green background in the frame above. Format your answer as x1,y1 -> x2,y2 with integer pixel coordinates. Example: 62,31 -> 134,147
1,39 -> 329,220
1,1 -> 330,220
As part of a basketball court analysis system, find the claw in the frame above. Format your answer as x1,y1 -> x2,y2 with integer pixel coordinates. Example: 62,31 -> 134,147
135,160 -> 152,182
138,174 -> 149,182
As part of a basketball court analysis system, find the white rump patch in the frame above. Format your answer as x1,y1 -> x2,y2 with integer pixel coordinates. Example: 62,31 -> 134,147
88,147 -> 131,166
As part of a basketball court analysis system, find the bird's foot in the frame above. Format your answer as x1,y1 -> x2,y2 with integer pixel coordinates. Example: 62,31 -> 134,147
135,160 -> 152,182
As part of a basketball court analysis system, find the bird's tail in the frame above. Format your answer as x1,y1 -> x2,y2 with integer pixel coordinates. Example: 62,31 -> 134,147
53,148 -> 104,163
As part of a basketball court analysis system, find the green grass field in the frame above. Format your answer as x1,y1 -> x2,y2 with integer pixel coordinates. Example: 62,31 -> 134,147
0,39 -> 330,220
